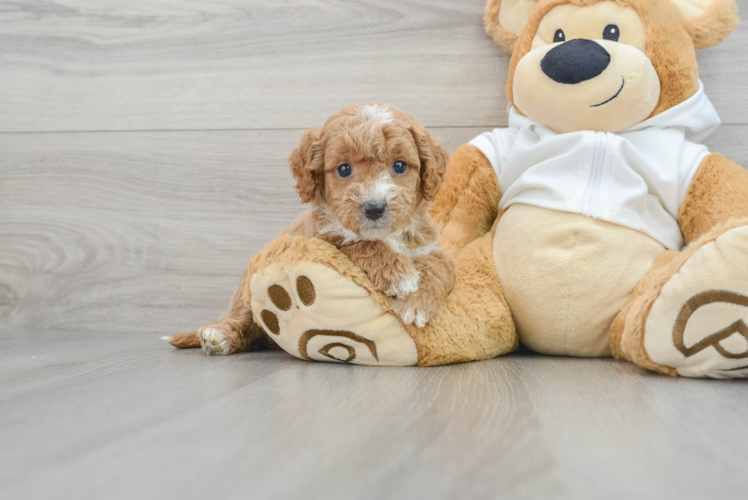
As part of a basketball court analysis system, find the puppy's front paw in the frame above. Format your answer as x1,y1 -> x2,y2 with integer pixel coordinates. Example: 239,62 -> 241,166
199,327 -> 232,356
385,270 -> 421,300
393,291 -> 440,328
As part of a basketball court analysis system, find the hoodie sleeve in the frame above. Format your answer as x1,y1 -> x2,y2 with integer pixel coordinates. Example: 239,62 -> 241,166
468,128 -> 518,179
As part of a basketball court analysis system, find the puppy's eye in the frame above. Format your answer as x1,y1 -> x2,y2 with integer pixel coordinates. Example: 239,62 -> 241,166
553,29 -> 566,43
603,24 -> 620,42
393,160 -> 408,175
337,164 -> 352,178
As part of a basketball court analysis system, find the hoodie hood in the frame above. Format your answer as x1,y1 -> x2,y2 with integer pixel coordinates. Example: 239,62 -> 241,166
623,81 -> 721,142
470,80 -> 719,250
508,82 -> 720,140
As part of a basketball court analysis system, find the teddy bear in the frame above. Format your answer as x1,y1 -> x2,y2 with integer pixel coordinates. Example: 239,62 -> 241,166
238,0 -> 748,378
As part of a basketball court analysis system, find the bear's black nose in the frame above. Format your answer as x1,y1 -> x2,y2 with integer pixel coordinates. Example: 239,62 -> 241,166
541,39 -> 611,85
363,202 -> 387,221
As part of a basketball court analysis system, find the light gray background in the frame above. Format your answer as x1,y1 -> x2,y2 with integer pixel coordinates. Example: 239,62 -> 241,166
1,1 -> 748,499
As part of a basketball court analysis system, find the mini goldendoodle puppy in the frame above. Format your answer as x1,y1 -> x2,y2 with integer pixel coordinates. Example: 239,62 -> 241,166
168,103 -> 455,355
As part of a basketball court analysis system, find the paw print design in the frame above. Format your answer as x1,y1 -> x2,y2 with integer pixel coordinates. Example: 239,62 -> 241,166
249,261 -> 419,366
645,224 -> 748,378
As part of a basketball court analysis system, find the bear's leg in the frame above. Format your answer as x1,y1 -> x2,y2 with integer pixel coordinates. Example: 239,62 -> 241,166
243,143 -> 515,366
610,218 -> 748,378
406,229 -> 518,366
406,143 -> 514,364
247,232 -> 517,366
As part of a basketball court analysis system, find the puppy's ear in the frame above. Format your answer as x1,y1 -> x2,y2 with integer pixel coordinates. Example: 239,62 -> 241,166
485,0 -> 539,54
289,127 -> 324,204
671,0 -> 739,49
410,124 -> 449,202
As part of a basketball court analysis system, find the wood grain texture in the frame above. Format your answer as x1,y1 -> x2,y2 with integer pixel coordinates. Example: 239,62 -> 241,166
2,126 -> 747,336
1,0 -> 747,132
1,338 -> 748,500
0,127 -> 483,335
2,2 -> 748,497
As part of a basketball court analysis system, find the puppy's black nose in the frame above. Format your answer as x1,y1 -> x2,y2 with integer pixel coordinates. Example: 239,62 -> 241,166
541,39 -> 610,85
363,202 -> 387,221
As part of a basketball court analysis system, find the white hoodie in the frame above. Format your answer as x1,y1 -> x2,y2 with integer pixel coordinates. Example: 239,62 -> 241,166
470,81 -> 720,250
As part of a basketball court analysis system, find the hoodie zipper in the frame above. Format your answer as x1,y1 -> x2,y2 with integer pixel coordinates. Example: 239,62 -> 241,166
582,132 -> 607,217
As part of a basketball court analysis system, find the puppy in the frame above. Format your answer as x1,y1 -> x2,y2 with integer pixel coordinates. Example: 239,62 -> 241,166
168,103 -> 455,355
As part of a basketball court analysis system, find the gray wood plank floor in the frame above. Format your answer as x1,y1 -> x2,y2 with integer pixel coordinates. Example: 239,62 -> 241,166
2,1 -> 748,498
2,336 -> 748,500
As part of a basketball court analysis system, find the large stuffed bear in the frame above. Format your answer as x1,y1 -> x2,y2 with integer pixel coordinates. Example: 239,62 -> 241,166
212,0 -> 748,378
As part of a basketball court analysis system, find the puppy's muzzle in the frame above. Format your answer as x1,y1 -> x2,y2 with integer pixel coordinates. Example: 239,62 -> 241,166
363,202 -> 387,221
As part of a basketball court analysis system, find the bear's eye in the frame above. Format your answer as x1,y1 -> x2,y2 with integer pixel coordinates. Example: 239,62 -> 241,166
393,160 -> 408,175
553,29 -> 566,43
603,24 -> 620,42
337,164 -> 352,178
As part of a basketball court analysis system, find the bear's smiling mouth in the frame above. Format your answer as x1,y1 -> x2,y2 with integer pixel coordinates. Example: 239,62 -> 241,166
591,78 -> 625,107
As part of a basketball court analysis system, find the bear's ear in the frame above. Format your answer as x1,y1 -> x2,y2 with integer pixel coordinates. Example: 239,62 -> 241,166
671,0 -> 740,49
484,0 -> 539,54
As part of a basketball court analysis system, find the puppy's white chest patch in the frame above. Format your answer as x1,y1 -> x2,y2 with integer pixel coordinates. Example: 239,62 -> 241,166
383,236 -> 438,260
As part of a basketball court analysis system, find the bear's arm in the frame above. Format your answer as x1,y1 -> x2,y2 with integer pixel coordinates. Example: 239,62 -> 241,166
679,153 -> 748,244
430,144 -> 500,256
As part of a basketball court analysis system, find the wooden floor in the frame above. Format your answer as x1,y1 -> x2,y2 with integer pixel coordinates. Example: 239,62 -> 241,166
2,334 -> 748,499
2,1 -> 748,498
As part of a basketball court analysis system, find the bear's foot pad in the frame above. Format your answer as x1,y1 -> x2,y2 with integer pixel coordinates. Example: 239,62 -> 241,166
249,261 -> 419,366
645,224 -> 748,378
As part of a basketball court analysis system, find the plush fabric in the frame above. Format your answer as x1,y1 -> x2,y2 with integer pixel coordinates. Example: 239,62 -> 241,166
247,237 -> 420,366
611,217 -> 748,378
431,144 -> 501,256
237,0 -> 746,378
644,222 -> 748,378
243,230 -> 517,367
469,83 -> 719,250
407,229 -> 518,366
679,0 -> 740,49
495,204 -> 665,357
484,0 -> 530,53
679,153 -> 748,244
